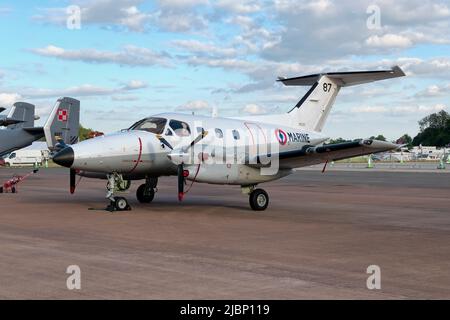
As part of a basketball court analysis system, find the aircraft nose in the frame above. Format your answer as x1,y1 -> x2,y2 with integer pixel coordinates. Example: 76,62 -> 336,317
53,147 -> 74,168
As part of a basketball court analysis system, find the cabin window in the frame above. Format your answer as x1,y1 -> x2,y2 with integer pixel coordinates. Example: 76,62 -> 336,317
215,128 -> 223,139
165,128 -> 173,136
232,130 -> 240,140
169,120 -> 191,137
129,117 -> 166,134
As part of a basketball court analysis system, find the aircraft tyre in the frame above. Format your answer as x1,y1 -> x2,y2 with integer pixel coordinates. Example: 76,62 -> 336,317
114,196 -> 130,211
249,189 -> 269,211
136,184 -> 155,203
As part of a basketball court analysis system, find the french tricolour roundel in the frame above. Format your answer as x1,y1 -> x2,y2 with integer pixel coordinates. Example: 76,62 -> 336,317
275,129 -> 288,145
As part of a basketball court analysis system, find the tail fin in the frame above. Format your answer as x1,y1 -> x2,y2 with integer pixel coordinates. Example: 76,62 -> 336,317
278,66 -> 405,132
44,97 -> 80,150
4,102 -> 36,129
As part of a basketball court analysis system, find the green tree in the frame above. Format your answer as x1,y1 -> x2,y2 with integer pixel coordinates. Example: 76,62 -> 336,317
413,110 -> 450,147
396,134 -> 413,148
369,134 -> 387,141
79,124 -> 93,141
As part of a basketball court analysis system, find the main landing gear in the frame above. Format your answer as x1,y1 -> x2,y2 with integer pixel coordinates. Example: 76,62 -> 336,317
242,185 -> 269,211
136,177 -> 157,203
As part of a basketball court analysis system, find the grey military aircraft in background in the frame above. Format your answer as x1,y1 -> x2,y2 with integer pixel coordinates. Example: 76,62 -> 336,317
0,97 -> 80,157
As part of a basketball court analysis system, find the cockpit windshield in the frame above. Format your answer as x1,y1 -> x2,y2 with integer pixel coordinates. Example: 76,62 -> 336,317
129,117 -> 167,134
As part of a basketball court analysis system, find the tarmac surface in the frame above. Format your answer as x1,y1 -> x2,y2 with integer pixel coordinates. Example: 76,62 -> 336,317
0,167 -> 449,299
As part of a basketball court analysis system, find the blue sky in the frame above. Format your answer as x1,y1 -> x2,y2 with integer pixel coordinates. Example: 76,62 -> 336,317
0,0 -> 449,140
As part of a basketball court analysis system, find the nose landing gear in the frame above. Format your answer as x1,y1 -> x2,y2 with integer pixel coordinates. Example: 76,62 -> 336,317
105,173 -> 131,212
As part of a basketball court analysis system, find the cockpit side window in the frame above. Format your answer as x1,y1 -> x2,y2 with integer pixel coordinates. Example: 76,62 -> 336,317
129,117 -> 167,134
169,120 -> 191,137
215,128 -> 223,139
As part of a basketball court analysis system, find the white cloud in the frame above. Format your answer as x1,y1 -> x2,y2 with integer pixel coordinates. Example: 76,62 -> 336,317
0,7 -> 12,15
30,45 -> 171,67
365,34 -> 413,49
415,84 -> 450,98
0,93 -> 22,107
351,104 -> 447,115
351,106 -> 388,113
241,103 -> 267,114
155,12 -> 208,32
172,40 -> 237,57
216,0 -> 261,14
17,80 -> 147,99
263,0 -> 450,61
157,0 -> 209,9
176,100 -> 210,111
34,0 -> 151,32
122,80 -> 147,90
111,95 -> 140,101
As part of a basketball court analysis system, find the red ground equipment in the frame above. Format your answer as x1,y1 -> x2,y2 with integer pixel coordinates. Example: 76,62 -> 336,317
0,169 -> 38,193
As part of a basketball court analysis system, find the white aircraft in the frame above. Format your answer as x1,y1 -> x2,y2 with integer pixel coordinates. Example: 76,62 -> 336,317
52,66 -> 405,211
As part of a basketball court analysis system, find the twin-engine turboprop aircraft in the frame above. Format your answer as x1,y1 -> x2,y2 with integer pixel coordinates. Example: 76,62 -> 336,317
53,66 -> 405,211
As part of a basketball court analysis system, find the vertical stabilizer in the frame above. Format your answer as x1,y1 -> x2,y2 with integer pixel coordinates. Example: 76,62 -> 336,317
44,97 -> 80,150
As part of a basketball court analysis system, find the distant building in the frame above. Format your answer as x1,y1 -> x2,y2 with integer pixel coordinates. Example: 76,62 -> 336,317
411,146 -> 446,160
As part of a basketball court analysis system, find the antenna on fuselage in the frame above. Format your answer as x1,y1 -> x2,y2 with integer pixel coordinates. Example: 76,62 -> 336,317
211,105 -> 218,118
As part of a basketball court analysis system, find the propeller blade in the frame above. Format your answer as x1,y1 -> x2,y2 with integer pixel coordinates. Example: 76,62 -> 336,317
177,164 -> 184,201
70,169 -> 76,194
184,130 -> 208,152
156,134 -> 174,150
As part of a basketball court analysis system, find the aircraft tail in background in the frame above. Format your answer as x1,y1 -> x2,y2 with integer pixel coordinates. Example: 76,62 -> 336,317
0,102 -> 36,129
43,97 -> 80,150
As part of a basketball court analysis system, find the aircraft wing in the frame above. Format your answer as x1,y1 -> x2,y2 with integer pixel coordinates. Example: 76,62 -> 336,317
252,139 -> 398,169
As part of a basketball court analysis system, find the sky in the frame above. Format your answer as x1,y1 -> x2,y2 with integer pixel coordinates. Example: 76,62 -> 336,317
0,0 -> 449,140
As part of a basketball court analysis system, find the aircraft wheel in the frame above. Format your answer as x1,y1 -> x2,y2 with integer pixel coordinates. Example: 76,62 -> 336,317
11,187 -> 16,194
0,187 -> 3,193
249,189 -> 269,211
114,197 -> 130,211
136,184 -> 155,203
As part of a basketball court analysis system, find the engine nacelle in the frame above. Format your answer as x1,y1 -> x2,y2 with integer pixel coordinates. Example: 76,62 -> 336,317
184,163 -> 292,185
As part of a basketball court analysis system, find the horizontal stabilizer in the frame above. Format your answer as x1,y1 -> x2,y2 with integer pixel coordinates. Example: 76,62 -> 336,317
278,66 -> 405,87
0,118 -> 24,127
23,127 -> 44,135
